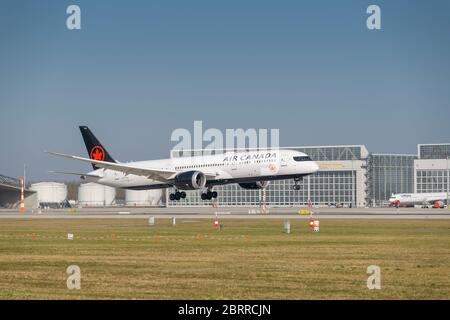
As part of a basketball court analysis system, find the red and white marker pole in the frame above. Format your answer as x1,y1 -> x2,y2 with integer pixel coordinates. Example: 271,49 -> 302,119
214,212 -> 219,230
309,216 -> 315,231
19,176 -> 25,213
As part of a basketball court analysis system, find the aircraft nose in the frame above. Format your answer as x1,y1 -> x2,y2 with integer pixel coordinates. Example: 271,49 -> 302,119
311,161 -> 319,173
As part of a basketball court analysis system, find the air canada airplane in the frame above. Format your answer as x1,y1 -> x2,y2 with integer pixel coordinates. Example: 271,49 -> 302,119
48,126 -> 319,201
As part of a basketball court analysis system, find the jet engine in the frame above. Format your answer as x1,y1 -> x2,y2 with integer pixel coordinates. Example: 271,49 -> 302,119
434,200 -> 445,208
174,171 -> 207,190
238,181 -> 269,190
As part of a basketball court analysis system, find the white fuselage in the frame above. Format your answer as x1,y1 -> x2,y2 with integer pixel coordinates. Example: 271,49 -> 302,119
389,192 -> 449,207
83,149 -> 319,189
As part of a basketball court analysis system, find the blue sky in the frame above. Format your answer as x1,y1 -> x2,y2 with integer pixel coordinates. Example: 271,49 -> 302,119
1,0 -> 449,181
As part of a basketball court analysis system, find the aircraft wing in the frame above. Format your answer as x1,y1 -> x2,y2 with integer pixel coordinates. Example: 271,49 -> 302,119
47,152 -> 217,182
49,170 -> 102,178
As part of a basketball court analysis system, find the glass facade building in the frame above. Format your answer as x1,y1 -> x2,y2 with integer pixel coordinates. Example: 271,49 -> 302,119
366,154 -> 416,206
418,144 -> 450,160
167,145 -> 367,207
168,170 -> 357,207
294,146 -> 362,161
415,144 -> 450,194
416,170 -> 450,193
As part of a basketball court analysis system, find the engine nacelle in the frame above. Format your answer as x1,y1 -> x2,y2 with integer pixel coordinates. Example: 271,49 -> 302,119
434,200 -> 445,208
238,181 -> 269,190
174,171 -> 207,190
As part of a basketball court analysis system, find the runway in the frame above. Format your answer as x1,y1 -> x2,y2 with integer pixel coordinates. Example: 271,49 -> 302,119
1,206 -> 449,219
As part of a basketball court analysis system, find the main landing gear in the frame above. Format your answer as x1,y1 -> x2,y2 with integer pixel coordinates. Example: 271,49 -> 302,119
169,189 -> 218,201
169,190 -> 186,201
292,177 -> 302,190
201,190 -> 218,201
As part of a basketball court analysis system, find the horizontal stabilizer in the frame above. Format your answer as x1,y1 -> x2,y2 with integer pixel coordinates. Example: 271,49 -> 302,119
47,151 -> 177,182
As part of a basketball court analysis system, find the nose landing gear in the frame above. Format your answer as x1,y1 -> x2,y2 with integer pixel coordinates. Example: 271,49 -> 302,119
292,177 -> 302,190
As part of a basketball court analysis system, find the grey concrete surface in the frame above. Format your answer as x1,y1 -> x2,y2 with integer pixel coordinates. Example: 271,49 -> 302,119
1,206 -> 449,219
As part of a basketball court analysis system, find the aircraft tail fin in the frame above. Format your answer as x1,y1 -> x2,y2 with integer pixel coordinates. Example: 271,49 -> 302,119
79,126 -> 116,170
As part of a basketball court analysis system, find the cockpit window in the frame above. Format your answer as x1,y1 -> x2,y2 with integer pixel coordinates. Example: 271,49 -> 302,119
293,156 -> 312,162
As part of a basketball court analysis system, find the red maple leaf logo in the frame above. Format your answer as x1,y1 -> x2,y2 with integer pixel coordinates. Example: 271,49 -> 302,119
90,146 -> 105,161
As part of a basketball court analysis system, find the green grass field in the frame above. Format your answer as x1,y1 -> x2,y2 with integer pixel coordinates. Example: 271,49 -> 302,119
0,218 -> 448,299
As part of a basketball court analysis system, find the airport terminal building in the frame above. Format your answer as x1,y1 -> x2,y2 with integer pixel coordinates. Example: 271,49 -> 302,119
167,143 -> 450,208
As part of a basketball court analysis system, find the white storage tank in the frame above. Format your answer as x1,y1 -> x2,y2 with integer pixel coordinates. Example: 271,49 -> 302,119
78,183 -> 116,207
125,189 -> 163,206
30,182 -> 68,208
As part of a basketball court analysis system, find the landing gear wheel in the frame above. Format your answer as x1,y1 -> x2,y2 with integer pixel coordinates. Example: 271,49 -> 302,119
175,192 -> 181,200
180,191 -> 186,199
293,178 -> 302,191
212,191 -> 218,198
201,193 -> 208,200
